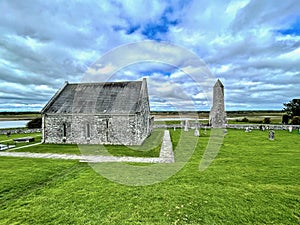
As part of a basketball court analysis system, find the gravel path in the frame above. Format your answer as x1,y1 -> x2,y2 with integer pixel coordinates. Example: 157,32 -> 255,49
0,130 -> 174,163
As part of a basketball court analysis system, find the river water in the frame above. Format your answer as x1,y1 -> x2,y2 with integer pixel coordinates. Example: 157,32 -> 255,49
0,120 -> 30,129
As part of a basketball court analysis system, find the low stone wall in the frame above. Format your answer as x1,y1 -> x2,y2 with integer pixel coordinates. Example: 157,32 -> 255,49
154,124 -> 183,129
154,123 -> 300,130
0,128 -> 41,135
225,124 -> 300,130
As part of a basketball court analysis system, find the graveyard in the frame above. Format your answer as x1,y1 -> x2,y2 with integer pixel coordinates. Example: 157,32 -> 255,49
0,127 -> 299,224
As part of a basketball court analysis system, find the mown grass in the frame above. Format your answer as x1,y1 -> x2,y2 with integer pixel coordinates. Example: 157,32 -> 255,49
0,129 -> 299,224
0,132 -> 42,149
10,129 -> 164,157
0,132 -> 41,142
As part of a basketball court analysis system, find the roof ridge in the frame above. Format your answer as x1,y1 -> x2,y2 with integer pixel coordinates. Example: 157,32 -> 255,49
68,80 -> 142,85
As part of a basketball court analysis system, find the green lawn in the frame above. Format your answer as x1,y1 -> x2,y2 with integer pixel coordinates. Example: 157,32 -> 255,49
0,132 -> 42,149
10,129 -> 163,157
0,129 -> 299,224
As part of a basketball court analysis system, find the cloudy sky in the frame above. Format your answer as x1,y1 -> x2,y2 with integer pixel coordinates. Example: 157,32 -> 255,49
0,0 -> 299,112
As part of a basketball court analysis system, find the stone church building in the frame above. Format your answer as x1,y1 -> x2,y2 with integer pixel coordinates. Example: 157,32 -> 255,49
41,78 -> 153,145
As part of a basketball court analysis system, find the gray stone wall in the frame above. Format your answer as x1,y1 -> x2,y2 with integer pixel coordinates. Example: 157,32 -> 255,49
153,123 -> 300,130
43,114 -> 149,145
135,83 -> 151,144
226,124 -> 300,130
0,128 -> 41,135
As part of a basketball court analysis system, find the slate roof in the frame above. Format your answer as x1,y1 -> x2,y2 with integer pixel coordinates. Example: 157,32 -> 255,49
42,80 -> 145,114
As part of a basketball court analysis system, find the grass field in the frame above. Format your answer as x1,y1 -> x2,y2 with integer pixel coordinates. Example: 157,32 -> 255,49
0,113 -> 41,121
0,133 -> 42,149
8,129 -> 163,157
0,129 -> 299,224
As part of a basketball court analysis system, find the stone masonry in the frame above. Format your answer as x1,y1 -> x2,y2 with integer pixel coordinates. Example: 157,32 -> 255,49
209,79 -> 226,128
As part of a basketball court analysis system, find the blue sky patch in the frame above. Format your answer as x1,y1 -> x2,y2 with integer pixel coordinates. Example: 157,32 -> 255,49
278,17 -> 300,35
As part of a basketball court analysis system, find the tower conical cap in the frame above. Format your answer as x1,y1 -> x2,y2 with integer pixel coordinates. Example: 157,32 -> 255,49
214,79 -> 224,88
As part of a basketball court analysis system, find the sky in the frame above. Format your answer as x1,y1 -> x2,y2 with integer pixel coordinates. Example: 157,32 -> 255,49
0,0 -> 299,112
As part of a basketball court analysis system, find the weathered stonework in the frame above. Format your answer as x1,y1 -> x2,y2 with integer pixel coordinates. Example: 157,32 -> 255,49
42,79 -> 152,145
209,79 -> 226,128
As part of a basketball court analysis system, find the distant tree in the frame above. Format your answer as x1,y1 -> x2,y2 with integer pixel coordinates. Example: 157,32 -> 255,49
282,114 -> 290,124
27,117 -> 42,129
263,117 -> 271,124
241,117 -> 249,122
283,99 -> 300,117
291,116 -> 300,125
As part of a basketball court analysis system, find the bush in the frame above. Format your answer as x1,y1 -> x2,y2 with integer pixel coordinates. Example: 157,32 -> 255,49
241,117 -> 249,122
282,115 -> 289,124
291,116 -> 300,125
27,117 -> 42,129
263,117 -> 271,124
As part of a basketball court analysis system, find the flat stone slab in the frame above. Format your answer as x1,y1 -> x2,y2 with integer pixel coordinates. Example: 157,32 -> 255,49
0,130 -> 175,164
13,137 -> 35,142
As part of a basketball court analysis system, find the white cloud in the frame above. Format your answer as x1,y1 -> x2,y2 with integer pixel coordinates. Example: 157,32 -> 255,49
0,0 -> 299,111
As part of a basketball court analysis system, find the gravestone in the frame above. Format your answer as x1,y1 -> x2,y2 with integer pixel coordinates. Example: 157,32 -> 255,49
298,127 -> 300,134
269,130 -> 275,140
288,126 -> 293,132
184,120 -> 189,132
194,128 -> 200,137
204,126 -> 207,135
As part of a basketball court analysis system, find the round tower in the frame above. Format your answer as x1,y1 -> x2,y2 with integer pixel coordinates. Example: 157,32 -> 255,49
209,79 -> 226,128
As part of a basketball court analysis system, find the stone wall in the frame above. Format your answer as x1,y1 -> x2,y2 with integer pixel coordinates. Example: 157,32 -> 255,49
135,80 -> 152,144
153,123 -> 300,130
0,128 -> 41,135
226,124 -> 300,130
43,114 -> 148,145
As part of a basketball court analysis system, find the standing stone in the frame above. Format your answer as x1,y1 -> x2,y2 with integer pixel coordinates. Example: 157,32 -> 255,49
209,79 -> 226,128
